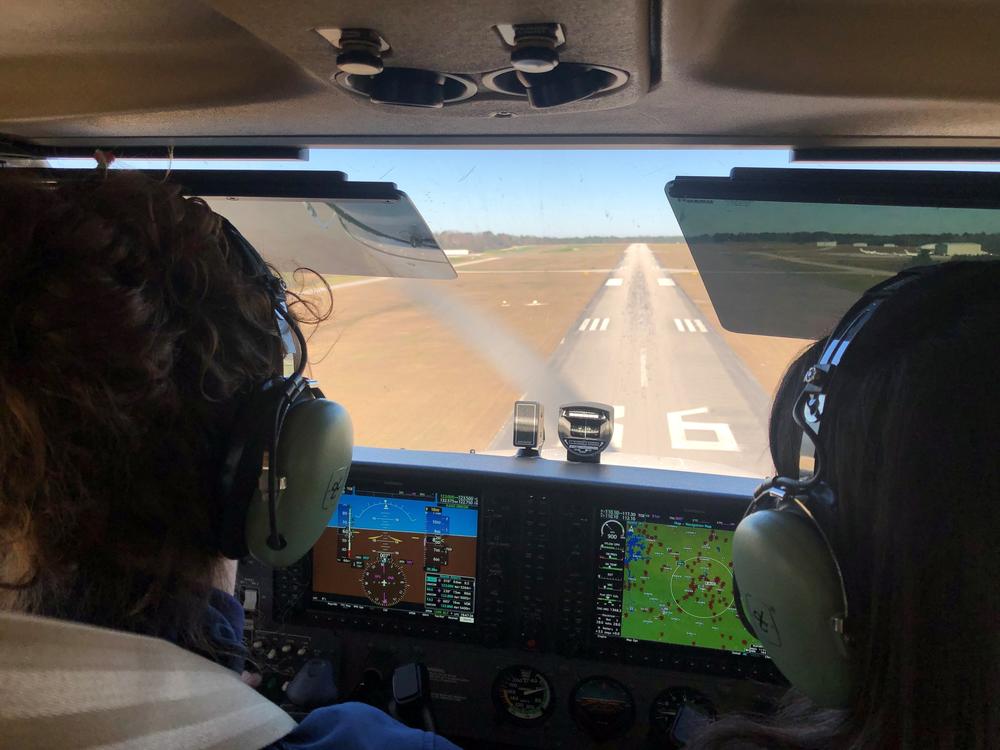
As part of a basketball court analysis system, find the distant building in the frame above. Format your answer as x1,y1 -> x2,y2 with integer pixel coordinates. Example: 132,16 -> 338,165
852,242 -> 868,247
816,240 -> 837,247
883,243 -> 897,247
444,248 -> 470,257
933,242 -> 985,256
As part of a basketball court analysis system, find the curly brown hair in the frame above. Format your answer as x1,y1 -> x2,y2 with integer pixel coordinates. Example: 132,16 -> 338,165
0,170 -> 324,645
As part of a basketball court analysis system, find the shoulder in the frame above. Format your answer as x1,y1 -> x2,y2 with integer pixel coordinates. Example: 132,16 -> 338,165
267,702 -> 462,750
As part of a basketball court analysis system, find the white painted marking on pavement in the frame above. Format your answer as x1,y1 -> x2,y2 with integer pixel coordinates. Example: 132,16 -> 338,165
674,318 -> 707,333
640,349 -> 648,388
657,277 -> 676,287
579,318 -> 611,333
605,278 -> 624,287
667,407 -> 739,452
453,256 -> 502,268
612,405 -> 625,450
321,256 -> 499,293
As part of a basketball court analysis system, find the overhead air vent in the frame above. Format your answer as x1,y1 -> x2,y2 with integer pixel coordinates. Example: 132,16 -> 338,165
489,23 -> 629,108
317,22 -> 627,110
481,63 -> 629,109
334,68 -> 477,109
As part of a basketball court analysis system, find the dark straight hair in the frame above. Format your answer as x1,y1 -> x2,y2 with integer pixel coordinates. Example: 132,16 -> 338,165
690,259 -> 1000,749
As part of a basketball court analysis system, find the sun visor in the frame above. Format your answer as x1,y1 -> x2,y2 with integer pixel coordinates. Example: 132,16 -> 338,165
24,169 -> 456,280
666,168 -> 1000,339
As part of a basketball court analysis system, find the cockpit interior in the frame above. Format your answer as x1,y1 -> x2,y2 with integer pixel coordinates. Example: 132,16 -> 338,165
2,3 -> 998,749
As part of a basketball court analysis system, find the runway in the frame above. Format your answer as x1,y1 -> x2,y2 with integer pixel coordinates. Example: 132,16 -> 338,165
489,244 -> 772,476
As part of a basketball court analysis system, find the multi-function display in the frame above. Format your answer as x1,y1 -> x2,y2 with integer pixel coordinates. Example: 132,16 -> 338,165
595,507 -> 766,659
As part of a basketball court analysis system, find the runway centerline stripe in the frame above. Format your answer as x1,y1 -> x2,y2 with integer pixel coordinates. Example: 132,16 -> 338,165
605,278 -> 624,287
657,277 -> 676,287
640,348 -> 648,388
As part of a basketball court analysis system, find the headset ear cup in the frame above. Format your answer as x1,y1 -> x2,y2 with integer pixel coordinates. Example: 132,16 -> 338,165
733,509 -> 852,708
245,398 -> 353,567
216,384 -> 286,559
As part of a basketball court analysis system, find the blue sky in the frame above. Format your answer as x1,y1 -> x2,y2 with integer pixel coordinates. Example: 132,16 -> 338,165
50,149 -> 1000,237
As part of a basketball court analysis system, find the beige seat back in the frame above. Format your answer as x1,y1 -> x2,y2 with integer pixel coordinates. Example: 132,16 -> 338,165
0,611 -> 296,750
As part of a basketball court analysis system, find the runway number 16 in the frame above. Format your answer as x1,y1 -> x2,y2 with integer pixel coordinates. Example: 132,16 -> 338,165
667,407 -> 739,452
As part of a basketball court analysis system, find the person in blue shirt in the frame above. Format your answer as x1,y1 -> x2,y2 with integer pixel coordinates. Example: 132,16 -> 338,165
0,170 -> 460,750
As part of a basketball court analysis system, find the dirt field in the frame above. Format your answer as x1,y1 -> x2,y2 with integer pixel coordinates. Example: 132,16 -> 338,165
648,243 -> 811,398
291,244 -> 620,451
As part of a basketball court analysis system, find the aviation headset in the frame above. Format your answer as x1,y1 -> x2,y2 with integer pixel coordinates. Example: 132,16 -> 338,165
731,266 -> 931,708
215,220 -> 353,568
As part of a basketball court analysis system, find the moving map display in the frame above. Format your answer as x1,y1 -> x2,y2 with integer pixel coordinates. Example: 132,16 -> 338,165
311,485 -> 478,624
595,508 -> 765,657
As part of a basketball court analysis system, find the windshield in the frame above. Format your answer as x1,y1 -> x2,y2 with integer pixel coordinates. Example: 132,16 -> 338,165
52,150 -> 1000,477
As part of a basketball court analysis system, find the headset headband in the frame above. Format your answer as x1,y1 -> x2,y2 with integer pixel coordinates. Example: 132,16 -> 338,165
220,220 -> 312,553
792,265 -> 933,487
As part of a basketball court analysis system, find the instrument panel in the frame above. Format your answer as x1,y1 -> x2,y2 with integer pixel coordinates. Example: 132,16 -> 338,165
238,448 -> 786,748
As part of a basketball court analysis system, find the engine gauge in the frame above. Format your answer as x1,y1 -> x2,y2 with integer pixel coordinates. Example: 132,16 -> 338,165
569,675 -> 635,740
491,665 -> 555,726
649,687 -> 716,746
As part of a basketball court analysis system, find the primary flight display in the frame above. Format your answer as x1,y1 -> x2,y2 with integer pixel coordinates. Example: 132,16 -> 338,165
311,484 -> 479,624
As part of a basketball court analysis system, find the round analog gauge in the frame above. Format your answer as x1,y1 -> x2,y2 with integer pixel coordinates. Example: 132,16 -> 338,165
491,665 -> 555,726
569,675 -> 635,740
361,555 -> 408,607
649,687 -> 716,745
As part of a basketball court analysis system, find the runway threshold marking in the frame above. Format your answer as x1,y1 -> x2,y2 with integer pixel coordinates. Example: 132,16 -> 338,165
657,278 -> 676,287
605,278 -> 624,287
579,318 -> 611,332
673,318 -> 707,333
